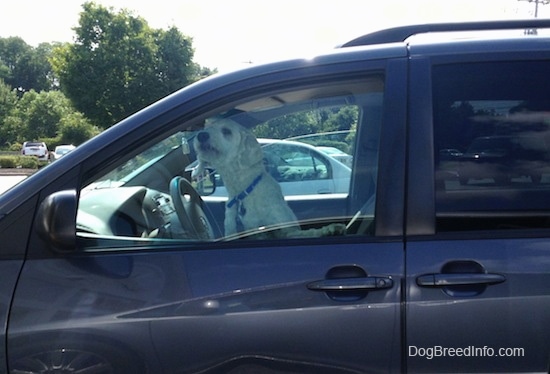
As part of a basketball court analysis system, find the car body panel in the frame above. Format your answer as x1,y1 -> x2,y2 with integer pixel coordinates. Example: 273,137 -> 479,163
406,238 -> 550,373
10,242 -> 404,373
0,261 -> 23,373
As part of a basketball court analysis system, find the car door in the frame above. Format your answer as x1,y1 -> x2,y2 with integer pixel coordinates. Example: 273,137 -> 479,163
261,141 -> 336,195
406,55 -> 550,372
8,57 -> 408,373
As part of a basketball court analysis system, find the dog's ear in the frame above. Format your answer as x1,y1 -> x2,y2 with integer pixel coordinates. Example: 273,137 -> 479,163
237,131 -> 263,169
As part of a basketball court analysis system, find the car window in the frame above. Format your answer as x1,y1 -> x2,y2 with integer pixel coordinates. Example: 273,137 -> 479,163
77,76 -> 384,248
433,61 -> 550,231
263,142 -> 330,181
206,129 -> 352,197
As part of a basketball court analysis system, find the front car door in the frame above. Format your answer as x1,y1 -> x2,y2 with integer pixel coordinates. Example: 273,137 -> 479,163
8,54 -> 408,373
406,45 -> 550,372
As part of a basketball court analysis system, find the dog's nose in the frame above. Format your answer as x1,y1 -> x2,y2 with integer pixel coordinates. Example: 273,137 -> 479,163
197,131 -> 209,143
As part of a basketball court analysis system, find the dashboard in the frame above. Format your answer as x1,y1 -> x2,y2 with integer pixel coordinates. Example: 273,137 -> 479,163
77,186 -> 183,238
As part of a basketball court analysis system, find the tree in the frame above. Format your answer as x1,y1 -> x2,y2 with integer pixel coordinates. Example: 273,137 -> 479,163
0,37 -> 55,93
254,112 -> 318,139
16,90 -> 67,140
52,2 -> 206,129
155,27 -> 200,93
0,79 -> 20,146
321,106 -> 358,132
0,89 -> 92,146
57,112 -> 100,145
253,106 -> 359,140
0,79 -> 18,122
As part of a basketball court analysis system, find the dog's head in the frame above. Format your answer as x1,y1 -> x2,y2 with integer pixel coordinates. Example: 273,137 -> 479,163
193,119 -> 263,176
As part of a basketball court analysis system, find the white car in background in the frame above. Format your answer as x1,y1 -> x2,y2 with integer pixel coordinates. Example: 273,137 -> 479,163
316,146 -> 353,168
52,145 -> 76,160
189,139 -> 352,198
20,142 -> 49,161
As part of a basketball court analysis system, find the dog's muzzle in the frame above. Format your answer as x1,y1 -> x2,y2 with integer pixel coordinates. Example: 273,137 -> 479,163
197,131 -> 209,143
196,131 -> 214,152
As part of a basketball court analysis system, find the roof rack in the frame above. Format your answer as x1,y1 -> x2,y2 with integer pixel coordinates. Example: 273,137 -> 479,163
341,19 -> 550,48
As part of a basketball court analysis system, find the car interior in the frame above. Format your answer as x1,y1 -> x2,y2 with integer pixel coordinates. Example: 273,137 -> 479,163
433,61 -> 550,231
75,78 -> 384,247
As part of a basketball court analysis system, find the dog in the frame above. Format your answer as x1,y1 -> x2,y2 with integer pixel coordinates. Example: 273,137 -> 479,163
193,119 -> 346,238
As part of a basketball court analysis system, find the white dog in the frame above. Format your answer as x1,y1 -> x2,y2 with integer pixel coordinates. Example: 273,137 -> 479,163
193,119 -> 345,238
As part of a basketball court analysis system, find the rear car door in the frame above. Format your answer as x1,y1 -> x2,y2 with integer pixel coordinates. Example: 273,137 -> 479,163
8,55 -> 408,373
406,50 -> 550,372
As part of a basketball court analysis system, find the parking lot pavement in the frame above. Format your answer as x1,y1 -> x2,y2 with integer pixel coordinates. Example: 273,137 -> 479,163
0,175 -> 30,194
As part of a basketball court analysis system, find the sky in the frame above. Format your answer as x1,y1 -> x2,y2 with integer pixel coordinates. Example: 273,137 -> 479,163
1,0 -> 549,72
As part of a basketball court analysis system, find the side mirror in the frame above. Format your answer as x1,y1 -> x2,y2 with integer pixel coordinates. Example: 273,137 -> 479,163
35,190 -> 77,252
194,168 -> 216,196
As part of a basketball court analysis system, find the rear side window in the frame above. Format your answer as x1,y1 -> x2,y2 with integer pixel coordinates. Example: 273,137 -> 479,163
433,61 -> 550,232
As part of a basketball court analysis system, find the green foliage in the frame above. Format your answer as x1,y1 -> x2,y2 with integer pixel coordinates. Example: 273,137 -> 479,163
0,79 -> 18,121
1,2 -> 215,148
0,155 -> 17,168
252,106 -> 359,145
0,155 -> 39,169
58,112 -> 101,145
51,2 -> 205,129
0,37 -> 56,93
0,88 -> 94,147
8,142 -> 22,152
155,27 -> 200,92
10,90 -> 66,140
253,112 -> 318,139
321,106 -> 358,132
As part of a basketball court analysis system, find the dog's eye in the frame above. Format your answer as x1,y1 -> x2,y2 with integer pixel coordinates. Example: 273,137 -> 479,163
222,128 -> 232,137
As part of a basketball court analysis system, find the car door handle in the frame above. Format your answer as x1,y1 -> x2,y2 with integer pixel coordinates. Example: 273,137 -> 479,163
307,276 -> 393,291
416,273 -> 506,287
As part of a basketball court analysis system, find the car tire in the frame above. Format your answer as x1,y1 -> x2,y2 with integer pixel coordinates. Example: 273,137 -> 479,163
9,338 -> 146,374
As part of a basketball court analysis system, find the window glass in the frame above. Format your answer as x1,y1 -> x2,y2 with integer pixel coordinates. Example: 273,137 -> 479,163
77,77 -> 383,248
433,61 -> 550,231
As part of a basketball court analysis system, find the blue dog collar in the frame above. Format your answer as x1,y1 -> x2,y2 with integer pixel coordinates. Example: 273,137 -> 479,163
226,174 -> 263,209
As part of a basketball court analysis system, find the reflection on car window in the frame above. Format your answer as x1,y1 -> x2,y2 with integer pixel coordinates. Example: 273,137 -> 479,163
205,128 -> 353,197
433,61 -> 550,231
87,132 -> 190,189
77,77 -> 384,248
263,141 -> 330,182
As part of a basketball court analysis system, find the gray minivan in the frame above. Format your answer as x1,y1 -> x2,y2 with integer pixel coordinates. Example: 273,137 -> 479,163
1,20 -> 549,373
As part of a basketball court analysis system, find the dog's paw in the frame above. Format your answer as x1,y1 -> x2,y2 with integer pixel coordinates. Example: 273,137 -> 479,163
321,223 -> 347,236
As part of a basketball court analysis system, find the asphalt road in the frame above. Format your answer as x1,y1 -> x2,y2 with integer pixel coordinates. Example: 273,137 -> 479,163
0,175 -> 28,194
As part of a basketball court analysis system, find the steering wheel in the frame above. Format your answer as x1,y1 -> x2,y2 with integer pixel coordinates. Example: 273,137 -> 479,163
169,176 -> 219,240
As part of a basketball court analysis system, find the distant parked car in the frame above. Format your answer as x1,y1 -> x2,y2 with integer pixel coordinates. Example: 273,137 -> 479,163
52,145 -> 76,160
316,146 -> 353,167
458,135 -> 550,185
187,139 -> 352,198
20,142 -> 48,161
439,148 -> 463,161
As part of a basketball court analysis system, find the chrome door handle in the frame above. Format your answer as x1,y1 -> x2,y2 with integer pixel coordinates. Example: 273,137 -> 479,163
417,273 -> 506,287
